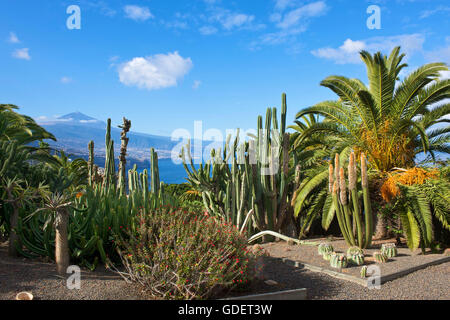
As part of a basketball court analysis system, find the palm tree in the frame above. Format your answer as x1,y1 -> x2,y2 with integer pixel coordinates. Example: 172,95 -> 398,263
30,192 -> 74,274
0,104 -> 55,144
1,178 -> 44,256
293,46 -> 450,243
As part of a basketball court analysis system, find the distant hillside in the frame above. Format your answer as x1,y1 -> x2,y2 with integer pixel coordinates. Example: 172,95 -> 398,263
37,112 -> 182,164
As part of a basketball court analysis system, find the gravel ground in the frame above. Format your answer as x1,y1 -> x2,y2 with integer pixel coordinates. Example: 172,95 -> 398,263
1,241 -> 448,300
0,243 -> 150,300
251,256 -> 450,300
259,237 -> 450,280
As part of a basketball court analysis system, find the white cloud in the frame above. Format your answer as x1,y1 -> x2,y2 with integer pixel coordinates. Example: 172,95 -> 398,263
192,80 -> 202,89
252,1 -> 328,48
199,25 -> 218,35
209,10 -> 256,31
276,1 -> 327,29
118,51 -> 193,90
61,77 -> 72,84
439,71 -> 450,80
12,48 -> 30,60
419,6 -> 450,19
312,34 -> 425,64
8,32 -> 20,43
124,5 -> 154,21
221,13 -> 255,30
274,0 -> 296,11
424,45 -> 450,64
80,119 -> 99,123
35,116 -> 73,124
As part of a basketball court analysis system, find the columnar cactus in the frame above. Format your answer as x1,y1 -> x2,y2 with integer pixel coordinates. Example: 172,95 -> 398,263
318,243 -> 334,256
88,140 -> 95,186
330,253 -> 348,269
329,152 -> 373,249
373,251 -> 388,263
348,253 -> 365,266
103,119 -> 116,189
381,243 -> 398,258
181,93 -> 294,236
118,117 -> 131,194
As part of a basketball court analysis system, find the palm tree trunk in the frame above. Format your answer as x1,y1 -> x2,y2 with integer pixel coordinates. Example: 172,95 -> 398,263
55,210 -> 70,275
374,212 -> 388,240
8,203 -> 20,257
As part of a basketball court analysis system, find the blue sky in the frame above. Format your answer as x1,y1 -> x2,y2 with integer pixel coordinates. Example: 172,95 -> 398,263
1,0 -> 449,137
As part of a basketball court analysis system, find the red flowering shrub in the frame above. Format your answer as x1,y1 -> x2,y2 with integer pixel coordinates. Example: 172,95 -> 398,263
114,206 -> 258,300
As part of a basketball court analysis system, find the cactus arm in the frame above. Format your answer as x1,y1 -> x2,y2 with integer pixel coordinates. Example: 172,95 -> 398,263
361,153 -> 373,248
342,204 -> 356,246
351,188 -> 365,247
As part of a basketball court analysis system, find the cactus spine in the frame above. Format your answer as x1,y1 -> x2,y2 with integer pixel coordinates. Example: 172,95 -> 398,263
330,151 -> 373,249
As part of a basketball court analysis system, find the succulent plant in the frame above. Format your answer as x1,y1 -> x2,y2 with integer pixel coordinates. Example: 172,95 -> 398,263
181,94 -> 292,236
329,152 -> 373,249
318,243 -> 334,256
381,243 -> 398,258
347,246 -> 364,257
373,251 -> 388,263
360,265 -> 368,278
330,253 -> 348,269
348,253 -> 365,266
323,251 -> 334,261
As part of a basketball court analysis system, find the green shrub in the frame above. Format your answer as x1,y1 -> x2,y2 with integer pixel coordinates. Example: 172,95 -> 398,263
114,206 -> 257,300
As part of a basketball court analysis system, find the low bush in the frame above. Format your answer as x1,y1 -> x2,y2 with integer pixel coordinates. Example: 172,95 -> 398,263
114,206 -> 257,300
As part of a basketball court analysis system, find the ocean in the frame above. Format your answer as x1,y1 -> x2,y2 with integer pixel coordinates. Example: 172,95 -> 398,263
156,159 -> 192,185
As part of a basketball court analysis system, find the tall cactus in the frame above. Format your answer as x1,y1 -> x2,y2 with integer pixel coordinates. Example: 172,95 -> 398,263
88,140 -> 95,186
150,148 -> 160,195
181,93 -> 295,236
102,119 -> 116,189
118,117 -> 131,193
330,151 -> 373,248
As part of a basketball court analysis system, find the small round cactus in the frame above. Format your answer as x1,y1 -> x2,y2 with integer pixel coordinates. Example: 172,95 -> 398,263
381,243 -> 398,258
360,265 -> 368,278
330,253 -> 348,269
318,243 -> 334,256
348,253 -> 365,266
346,246 -> 363,257
323,251 -> 334,261
373,251 -> 388,263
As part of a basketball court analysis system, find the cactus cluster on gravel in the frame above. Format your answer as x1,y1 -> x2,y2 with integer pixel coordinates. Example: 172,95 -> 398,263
373,251 -> 388,263
318,243 -> 334,256
330,253 -> 348,269
381,243 -> 398,258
